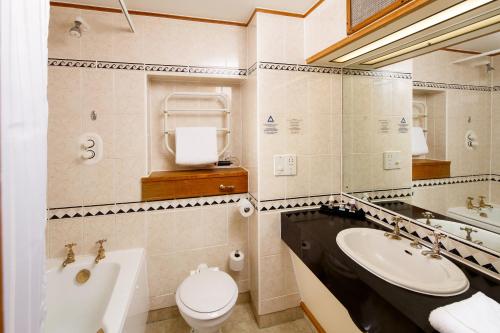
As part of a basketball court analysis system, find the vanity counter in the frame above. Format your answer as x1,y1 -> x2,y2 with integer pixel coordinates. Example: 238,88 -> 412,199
281,209 -> 500,333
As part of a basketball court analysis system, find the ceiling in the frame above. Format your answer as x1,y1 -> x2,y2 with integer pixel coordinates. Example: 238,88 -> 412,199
452,31 -> 500,53
54,0 -> 318,22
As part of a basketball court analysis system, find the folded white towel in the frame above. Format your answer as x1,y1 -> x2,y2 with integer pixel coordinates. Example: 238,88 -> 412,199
429,292 -> 500,333
412,126 -> 429,156
175,127 -> 218,166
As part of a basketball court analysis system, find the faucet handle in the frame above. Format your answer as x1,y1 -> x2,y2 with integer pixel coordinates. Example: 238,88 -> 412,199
422,212 -> 434,218
96,239 -> 107,246
431,230 -> 447,243
65,243 -> 77,250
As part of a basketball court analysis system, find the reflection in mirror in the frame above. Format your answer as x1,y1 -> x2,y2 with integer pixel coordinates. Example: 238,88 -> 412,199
342,32 -> 500,254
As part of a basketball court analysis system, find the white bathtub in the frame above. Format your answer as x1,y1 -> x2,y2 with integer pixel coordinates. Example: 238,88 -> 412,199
45,248 -> 149,333
448,204 -> 500,234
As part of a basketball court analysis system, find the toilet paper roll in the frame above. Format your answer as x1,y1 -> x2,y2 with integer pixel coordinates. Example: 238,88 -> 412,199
237,198 -> 254,217
229,250 -> 245,272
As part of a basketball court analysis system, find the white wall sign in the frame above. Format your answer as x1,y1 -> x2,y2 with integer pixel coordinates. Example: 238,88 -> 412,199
264,115 -> 278,135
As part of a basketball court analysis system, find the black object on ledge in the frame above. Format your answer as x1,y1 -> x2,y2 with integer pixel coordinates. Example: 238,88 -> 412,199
319,204 -> 366,220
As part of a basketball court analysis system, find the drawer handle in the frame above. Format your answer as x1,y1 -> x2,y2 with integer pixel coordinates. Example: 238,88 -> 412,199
219,184 -> 235,192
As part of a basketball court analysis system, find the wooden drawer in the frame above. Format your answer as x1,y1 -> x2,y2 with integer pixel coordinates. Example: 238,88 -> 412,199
412,159 -> 451,180
141,167 -> 248,201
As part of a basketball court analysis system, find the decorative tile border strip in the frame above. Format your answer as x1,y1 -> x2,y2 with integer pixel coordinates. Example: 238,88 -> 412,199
342,68 -> 412,79
258,194 -> 338,212
48,58 -> 96,68
47,193 -> 248,220
347,194 -> 500,277
413,81 -> 492,92
48,58 -> 247,77
143,64 -> 189,73
298,65 -> 341,74
247,63 -> 257,76
258,62 -> 298,71
349,187 -> 413,201
413,174 -> 492,188
493,86 -> 500,92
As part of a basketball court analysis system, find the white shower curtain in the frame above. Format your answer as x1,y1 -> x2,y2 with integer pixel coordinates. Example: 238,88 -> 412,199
0,0 -> 50,332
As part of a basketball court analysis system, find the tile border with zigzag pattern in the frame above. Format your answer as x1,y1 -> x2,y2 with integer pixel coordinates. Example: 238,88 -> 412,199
47,193 -> 248,220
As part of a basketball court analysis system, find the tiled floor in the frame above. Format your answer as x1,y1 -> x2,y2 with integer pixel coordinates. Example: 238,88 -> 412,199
146,303 -> 314,333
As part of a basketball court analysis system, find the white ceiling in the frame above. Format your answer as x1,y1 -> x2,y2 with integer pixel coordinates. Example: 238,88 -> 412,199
55,0 -> 318,22
453,31 -> 500,53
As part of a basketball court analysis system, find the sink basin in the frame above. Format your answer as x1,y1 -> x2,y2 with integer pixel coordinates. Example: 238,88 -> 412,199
336,228 -> 469,296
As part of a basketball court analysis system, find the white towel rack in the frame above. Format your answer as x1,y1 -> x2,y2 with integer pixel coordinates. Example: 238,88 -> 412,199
163,92 -> 231,157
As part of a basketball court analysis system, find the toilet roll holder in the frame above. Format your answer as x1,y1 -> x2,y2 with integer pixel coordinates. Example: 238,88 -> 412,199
163,92 -> 231,157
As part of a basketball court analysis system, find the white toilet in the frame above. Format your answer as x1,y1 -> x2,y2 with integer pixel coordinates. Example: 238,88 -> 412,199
176,265 -> 238,333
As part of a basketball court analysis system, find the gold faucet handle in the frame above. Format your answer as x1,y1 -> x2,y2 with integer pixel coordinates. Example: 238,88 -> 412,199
431,230 -> 447,243
422,212 -> 434,218
467,196 -> 474,201
96,239 -> 107,247
460,226 -> 477,233
65,243 -> 77,250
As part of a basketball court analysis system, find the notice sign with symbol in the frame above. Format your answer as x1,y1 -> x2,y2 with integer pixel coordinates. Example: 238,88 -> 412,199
398,117 -> 409,134
264,115 -> 278,135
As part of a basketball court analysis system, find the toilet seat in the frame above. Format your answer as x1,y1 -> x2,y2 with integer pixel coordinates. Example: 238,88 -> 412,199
177,270 -> 238,320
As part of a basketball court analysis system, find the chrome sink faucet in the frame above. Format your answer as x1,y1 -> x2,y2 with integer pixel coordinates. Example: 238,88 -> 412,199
422,231 -> 447,259
384,216 -> 403,240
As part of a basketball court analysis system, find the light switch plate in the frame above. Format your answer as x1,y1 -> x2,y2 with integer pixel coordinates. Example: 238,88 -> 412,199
383,151 -> 401,170
274,154 -> 297,176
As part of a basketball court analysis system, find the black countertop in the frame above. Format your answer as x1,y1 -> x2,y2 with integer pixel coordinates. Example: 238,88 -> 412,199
281,208 -> 500,333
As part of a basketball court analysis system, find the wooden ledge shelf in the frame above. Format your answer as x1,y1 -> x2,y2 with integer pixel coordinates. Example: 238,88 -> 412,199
412,159 -> 451,180
141,167 -> 248,201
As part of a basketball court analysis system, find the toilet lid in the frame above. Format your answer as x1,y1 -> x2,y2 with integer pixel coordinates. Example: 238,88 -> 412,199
178,270 -> 237,313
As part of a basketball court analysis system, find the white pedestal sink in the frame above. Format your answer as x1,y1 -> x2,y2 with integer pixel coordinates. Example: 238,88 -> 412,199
336,228 -> 469,297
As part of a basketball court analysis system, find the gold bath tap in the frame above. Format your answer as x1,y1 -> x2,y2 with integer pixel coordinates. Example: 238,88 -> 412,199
62,243 -> 77,268
460,226 -> 477,241
478,196 -> 493,209
94,239 -> 107,264
466,197 -> 480,210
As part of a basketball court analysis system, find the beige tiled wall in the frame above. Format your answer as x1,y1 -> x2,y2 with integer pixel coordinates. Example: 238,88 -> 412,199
491,55 -> 500,178
342,74 -> 413,193
46,201 -> 249,310
413,51 -> 492,177
47,6 -> 251,312
49,7 -> 246,68
258,69 -> 342,200
413,91 -> 446,160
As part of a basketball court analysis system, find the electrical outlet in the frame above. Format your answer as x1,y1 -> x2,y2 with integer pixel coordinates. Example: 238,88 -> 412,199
383,151 -> 401,170
274,154 -> 297,176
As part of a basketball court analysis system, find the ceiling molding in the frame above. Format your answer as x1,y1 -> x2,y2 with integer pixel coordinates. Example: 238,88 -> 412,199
50,0 -> 324,28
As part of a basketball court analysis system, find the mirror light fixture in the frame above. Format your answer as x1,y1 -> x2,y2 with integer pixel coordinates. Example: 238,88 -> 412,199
334,0 -> 494,63
364,14 -> 500,65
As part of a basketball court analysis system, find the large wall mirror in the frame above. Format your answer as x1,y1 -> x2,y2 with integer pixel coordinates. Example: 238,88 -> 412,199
342,32 -> 500,254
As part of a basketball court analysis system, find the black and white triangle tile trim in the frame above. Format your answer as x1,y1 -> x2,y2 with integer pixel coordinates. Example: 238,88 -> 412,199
259,62 -> 297,71
258,195 -> 338,212
413,174 -> 492,188
47,193 -> 249,220
493,86 -> 500,92
297,65 -> 341,74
